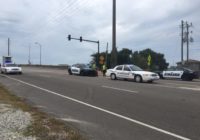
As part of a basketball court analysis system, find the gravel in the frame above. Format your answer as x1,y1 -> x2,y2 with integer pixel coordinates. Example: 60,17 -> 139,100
0,104 -> 36,140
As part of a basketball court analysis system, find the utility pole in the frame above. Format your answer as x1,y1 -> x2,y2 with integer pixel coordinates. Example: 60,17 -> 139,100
105,42 -> 108,67
35,42 -> 42,65
28,44 -> 31,65
186,21 -> 189,61
186,22 -> 193,61
180,20 -> 193,63
181,20 -> 184,63
8,38 -> 10,56
110,0 -> 118,68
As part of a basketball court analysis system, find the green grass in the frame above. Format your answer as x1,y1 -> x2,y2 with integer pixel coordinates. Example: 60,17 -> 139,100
0,84 -> 86,140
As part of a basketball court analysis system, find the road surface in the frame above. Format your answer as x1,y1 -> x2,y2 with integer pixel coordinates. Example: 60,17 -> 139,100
0,67 -> 200,140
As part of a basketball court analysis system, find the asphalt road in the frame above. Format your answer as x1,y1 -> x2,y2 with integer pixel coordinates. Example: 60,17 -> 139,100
0,67 -> 200,140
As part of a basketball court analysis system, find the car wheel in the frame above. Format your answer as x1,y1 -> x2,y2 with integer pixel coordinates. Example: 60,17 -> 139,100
80,71 -> 84,76
110,73 -> 116,80
181,74 -> 189,81
135,75 -> 142,83
19,72 -> 22,75
68,69 -> 72,75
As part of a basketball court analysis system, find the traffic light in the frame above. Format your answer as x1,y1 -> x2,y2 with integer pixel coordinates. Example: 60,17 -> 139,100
80,36 -> 82,42
68,35 -> 71,41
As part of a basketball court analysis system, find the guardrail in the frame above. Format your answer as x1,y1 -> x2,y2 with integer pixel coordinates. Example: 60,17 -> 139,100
20,64 -> 69,70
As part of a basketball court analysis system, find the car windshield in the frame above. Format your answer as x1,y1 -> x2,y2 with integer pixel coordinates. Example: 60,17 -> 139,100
77,64 -> 89,69
5,64 -> 18,67
129,65 -> 143,71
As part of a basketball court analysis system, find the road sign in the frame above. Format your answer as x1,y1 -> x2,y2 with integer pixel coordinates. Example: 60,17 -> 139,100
147,54 -> 151,66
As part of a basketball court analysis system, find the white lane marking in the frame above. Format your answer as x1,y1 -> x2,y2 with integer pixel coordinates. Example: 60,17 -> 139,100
152,84 -> 175,89
4,75 -> 191,140
152,84 -> 200,92
102,85 -> 138,94
179,87 -> 200,91
161,82 -> 200,88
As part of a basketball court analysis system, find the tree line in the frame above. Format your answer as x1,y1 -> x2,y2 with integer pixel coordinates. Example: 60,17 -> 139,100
91,48 -> 169,71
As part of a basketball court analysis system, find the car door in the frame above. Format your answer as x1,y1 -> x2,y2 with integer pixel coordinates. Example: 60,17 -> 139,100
163,68 -> 183,79
115,65 -> 124,78
71,65 -> 80,74
122,65 -> 132,79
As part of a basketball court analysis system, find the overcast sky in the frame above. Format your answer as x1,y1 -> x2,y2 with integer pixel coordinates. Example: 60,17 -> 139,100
0,0 -> 200,66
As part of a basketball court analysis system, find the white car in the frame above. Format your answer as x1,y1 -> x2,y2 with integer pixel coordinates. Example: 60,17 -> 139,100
1,63 -> 22,74
106,64 -> 159,82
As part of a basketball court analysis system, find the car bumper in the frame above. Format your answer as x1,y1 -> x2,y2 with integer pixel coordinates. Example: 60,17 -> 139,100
6,70 -> 22,74
143,76 -> 160,82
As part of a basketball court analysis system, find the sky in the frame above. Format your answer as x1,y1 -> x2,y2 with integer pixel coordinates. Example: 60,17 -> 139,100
0,0 -> 200,66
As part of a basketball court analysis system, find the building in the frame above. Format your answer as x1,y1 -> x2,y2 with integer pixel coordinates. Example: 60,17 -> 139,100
177,59 -> 200,71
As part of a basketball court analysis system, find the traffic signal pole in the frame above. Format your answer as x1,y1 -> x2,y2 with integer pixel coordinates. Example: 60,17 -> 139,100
67,35 -> 100,68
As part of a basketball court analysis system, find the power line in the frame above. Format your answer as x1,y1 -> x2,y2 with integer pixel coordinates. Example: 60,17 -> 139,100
32,0 -> 93,38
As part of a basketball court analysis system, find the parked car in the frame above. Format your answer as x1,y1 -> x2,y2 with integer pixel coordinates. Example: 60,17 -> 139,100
1,63 -> 22,74
68,64 -> 98,76
158,67 -> 196,81
106,64 -> 159,83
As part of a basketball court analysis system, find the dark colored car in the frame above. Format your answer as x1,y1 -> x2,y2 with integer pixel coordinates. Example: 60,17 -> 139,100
68,64 -> 98,76
159,67 -> 196,81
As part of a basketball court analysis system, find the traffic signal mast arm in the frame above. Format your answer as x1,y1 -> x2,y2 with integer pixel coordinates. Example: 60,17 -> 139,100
67,35 -> 99,44
67,35 -> 100,68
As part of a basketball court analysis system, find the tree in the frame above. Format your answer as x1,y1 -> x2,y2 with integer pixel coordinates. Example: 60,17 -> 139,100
118,48 -> 132,65
90,48 -> 169,71
136,48 -> 169,71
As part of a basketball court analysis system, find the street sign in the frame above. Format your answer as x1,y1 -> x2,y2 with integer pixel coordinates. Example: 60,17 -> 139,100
147,54 -> 151,66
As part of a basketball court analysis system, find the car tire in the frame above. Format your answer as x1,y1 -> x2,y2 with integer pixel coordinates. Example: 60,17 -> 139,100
181,74 -> 191,81
68,69 -> 72,75
5,70 -> 8,74
80,71 -> 84,76
110,73 -> 116,80
135,75 -> 142,83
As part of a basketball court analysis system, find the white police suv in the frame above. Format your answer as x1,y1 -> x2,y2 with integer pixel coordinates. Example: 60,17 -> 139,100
106,64 -> 159,83
160,67 -> 196,81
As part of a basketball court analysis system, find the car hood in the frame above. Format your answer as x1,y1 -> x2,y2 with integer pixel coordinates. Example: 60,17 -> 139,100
5,67 -> 21,69
132,71 -> 157,75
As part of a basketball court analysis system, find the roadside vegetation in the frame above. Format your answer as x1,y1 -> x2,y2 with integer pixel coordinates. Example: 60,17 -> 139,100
91,48 -> 169,71
0,84 -> 86,140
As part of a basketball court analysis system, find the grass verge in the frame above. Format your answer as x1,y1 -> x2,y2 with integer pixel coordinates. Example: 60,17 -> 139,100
0,84 -> 86,140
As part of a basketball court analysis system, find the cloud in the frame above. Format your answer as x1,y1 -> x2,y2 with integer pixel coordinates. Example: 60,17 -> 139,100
0,0 -> 199,65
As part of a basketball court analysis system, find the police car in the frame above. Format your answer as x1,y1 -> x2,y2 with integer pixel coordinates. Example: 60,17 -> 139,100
1,63 -> 22,74
160,67 -> 196,81
68,63 -> 98,76
106,64 -> 159,83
